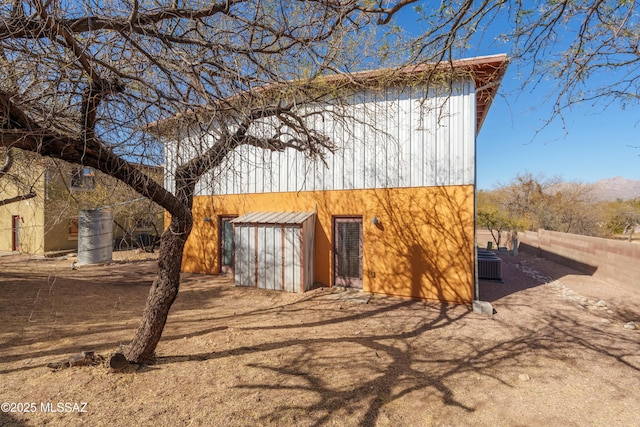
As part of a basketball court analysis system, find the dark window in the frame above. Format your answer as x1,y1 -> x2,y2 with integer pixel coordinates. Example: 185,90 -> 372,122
71,167 -> 95,189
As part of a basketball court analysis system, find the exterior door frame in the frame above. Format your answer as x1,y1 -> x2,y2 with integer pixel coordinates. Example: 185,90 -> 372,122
333,216 -> 363,288
11,215 -> 21,252
219,215 -> 237,274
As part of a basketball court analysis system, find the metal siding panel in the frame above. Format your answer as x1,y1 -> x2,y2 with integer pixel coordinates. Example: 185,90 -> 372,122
449,85 -> 460,185
445,80 -> 475,186
275,226 -> 284,290
283,227 -> 296,292
452,83 -> 462,184
333,117 -> 344,190
435,91 -> 451,185
398,89 -> 412,187
236,146 -> 248,194
249,145 -> 258,194
459,81 -> 471,185
465,80 -> 476,184
290,149 -> 298,192
372,95 -> 383,188
409,87 -> 423,187
302,215 -> 315,291
270,152 -> 280,192
278,149 -> 286,193
319,111 -> 331,191
178,76 -> 478,195
236,148 -> 246,194
263,226 -> 277,290
365,92 -> 380,188
244,146 -> 253,194
227,149 -> 235,194
312,157 -> 325,191
234,225 -> 243,286
280,226 -> 286,291
300,152 -> 310,192
247,226 -> 256,287
233,146 -> 243,194
291,150 -> 300,192
270,226 -> 280,290
353,95 -> 365,189
257,226 -> 266,289
300,222 -> 308,291
308,113 -> 319,191
164,143 -> 176,194
382,89 -> 393,188
220,155 -> 229,194
383,88 -> 400,188
342,100 -> 355,189
421,90 -> 436,187
261,151 -> 271,194
395,88 -> 404,188
288,150 -> 296,192
235,225 -> 250,287
290,227 -> 302,292
286,150 -> 295,192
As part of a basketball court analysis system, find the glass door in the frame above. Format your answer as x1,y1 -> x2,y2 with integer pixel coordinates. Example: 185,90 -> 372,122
333,217 -> 363,288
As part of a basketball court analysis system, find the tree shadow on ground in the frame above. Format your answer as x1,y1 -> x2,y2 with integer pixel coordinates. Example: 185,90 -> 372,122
478,250 -> 596,303
0,411 -> 28,427
154,300 -> 478,422
1,255 -> 638,426
150,286 -> 639,426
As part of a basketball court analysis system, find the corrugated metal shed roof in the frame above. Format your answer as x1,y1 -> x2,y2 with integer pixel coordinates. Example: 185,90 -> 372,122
231,211 -> 315,225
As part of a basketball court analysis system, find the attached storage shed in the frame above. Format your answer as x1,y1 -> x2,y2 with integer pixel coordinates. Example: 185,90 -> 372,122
232,212 -> 316,293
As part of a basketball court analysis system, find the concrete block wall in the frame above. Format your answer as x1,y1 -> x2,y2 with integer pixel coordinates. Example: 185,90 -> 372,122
518,229 -> 640,292
476,229 -> 518,250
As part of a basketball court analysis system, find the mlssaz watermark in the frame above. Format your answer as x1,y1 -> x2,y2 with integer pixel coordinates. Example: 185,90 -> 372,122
1,402 -> 88,413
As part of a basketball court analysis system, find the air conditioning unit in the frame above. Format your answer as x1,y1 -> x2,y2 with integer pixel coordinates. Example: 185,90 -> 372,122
478,257 -> 502,281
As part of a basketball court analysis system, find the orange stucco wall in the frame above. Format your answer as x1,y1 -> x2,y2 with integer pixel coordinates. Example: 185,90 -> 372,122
183,185 -> 475,303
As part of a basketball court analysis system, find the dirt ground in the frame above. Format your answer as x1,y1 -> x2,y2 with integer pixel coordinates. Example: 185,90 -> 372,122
0,249 -> 638,427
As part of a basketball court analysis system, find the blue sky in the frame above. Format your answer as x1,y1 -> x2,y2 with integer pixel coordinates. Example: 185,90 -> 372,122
394,4 -> 640,190
477,69 -> 640,190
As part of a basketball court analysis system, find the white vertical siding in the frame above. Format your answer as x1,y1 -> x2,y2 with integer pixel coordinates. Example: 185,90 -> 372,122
435,89 -> 451,186
283,227 -> 300,292
165,79 -> 477,196
163,142 -> 176,194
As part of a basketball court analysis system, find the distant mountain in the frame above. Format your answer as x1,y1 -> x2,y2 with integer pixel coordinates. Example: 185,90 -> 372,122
589,177 -> 640,201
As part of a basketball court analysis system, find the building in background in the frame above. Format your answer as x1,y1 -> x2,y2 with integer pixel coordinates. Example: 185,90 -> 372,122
0,151 -> 163,255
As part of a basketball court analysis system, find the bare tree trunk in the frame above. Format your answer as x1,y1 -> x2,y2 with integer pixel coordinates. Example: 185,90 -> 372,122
124,212 -> 193,364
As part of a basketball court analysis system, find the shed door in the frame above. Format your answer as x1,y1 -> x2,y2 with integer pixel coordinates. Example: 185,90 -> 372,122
219,216 -> 237,274
333,217 -> 363,288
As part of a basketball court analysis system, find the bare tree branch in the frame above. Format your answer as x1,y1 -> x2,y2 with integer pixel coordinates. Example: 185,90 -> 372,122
0,1 -> 237,39
0,190 -> 36,206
